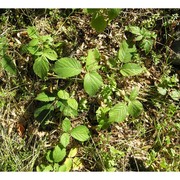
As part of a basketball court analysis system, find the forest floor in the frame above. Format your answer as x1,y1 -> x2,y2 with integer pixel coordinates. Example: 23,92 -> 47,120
0,9 -> 179,172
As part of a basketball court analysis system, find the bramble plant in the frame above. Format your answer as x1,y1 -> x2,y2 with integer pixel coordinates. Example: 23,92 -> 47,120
96,87 -> 144,129
27,26 -> 104,95
118,40 -> 145,76
34,89 -> 79,126
125,25 -> 157,54
37,118 -> 90,172
27,26 -> 59,79
53,48 -> 103,96
156,73 -> 180,101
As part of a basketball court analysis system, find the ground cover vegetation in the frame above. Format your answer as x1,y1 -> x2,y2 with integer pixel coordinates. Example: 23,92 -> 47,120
0,9 -> 179,172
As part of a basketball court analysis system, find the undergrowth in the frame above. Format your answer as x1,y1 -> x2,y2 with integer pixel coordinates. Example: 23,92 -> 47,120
0,9 -> 179,172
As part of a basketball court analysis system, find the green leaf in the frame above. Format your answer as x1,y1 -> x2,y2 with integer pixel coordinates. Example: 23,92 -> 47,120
27,26 -> 38,39
126,25 -> 141,35
157,87 -> 167,96
128,100 -> 143,118
28,39 -> 39,46
140,27 -> 151,37
36,166 -> 42,172
54,163 -> 60,172
169,89 -> 180,101
84,9 -> 100,14
0,37 -> 8,54
43,165 -> 53,172
57,90 -> 69,100
64,158 -> 73,172
134,35 -> 143,41
34,103 -> 54,119
35,91 -> 56,102
109,102 -> 128,123
129,87 -> 139,101
71,125 -> 90,142
72,157 -> 83,171
86,48 -> 100,71
60,133 -> 70,147
53,57 -> 82,78
41,35 -> 53,43
140,38 -> 153,54
120,63 -> 144,76
52,145 -> 66,163
118,40 -> 132,63
58,165 -> 67,172
59,101 -> 78,118
33,56 -> 49,79
107,9 -> 121,20
1,55 -> 17,75
27,46 -> 39,55
84,71 -> 103,96
46,150 -> 53,163
43,48 -> 58,61
91,14 -> 107,33
68,148 -> 78,158
62,118 -> 71,132
67,98 -> 78,110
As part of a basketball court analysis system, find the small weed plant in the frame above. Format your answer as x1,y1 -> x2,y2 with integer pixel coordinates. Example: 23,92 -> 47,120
37,118 -> 89,172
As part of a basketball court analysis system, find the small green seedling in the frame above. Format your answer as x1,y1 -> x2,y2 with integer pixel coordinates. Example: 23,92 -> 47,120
36,118 -> 90,172
118,40 -> 145,76
27,26 -> 58,79
96,87 -> 144,129
125,25 -> 157,54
